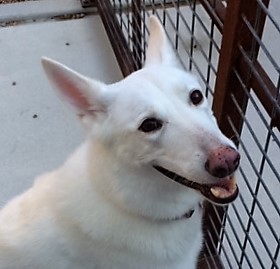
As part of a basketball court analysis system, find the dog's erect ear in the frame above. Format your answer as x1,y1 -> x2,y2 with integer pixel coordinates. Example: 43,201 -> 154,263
41,57 -> 109,116
144,15 -> 179,67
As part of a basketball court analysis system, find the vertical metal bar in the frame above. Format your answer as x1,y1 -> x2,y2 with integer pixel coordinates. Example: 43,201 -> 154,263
132,0 -> 143,69
118,0 -> 123,29
163,0 -> 166,25
142,0 -> 147,60
189,0 -> 196,71
175,0 -> 180,50
205,21 -> 215,98
126,0 -> 131,49
211,0 -> 246,136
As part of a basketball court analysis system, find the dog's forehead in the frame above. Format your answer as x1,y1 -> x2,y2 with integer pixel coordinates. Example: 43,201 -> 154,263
143,67 -> 200,96
107,67 -> 203,127
118,67 -> 201,96
110,76 -> 168,115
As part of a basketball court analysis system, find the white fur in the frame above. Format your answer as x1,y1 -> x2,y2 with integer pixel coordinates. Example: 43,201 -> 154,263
0,16 -> 236,269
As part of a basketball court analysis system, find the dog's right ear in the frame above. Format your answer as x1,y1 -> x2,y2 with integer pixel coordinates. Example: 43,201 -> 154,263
144,15 -> 179,68
41,57 -> 110,117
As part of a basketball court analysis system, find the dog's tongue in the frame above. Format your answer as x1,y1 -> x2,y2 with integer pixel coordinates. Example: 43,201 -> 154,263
197,176 -> 238,204
210,177 -> 237,199
192,177 -> 238,205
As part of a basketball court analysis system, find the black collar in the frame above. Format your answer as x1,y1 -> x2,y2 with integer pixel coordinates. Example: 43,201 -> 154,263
171,209 -> 195,221
183,209 -> 195,219
162,202 -> 203,222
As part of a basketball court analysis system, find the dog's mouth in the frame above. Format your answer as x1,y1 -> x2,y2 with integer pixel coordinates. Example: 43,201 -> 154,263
153,166 -> 238,205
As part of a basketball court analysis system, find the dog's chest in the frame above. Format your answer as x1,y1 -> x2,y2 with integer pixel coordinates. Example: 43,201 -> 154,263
62,210 -> 203,269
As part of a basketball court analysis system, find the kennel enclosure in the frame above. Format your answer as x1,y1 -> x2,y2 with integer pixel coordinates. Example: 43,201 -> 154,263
88,0 -> 280,268
0,0 -> 278,268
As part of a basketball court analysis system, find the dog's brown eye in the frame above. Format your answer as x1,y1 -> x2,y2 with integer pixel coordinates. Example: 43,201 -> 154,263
190,89 -> 203,105
139,118 -> 163,133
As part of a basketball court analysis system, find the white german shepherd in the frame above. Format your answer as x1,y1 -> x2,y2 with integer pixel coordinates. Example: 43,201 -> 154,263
0,16 -> 240,269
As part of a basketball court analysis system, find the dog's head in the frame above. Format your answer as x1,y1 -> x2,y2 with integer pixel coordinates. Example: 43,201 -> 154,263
42,16 -> 239,219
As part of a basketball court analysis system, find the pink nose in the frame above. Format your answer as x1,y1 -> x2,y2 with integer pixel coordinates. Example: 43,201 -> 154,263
205,146 -> 240,178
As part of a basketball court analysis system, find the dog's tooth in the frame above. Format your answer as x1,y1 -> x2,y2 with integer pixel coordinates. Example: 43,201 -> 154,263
210,186 -> 231,198
229,177 -> 237,189
210,176 -> 237,199
210,187 -> 222,198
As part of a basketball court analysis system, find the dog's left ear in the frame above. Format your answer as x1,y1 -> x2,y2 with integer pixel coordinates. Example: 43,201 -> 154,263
144,15 -> 179,68
41,57 -> 111,118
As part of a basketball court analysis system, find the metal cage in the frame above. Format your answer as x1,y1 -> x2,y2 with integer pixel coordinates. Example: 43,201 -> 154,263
93,0 -> 279,268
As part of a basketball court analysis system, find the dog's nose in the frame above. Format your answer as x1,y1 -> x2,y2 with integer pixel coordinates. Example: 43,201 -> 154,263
205,146 -> 240,178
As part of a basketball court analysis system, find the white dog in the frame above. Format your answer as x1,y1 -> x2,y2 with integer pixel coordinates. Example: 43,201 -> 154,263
0,16 -> 240,269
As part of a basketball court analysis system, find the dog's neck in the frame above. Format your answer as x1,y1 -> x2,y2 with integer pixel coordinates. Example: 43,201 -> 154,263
160,202 -> 203,222
163,209 -> 195,222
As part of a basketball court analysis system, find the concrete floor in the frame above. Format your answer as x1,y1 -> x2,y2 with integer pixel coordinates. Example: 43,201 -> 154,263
0,0 -> 122,206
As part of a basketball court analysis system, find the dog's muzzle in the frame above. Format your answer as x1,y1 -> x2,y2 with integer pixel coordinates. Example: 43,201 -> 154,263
153,165 -> 239,205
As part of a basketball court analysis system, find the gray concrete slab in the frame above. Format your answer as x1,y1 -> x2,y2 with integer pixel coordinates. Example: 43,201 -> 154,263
0,7 -> 122,206
0,0 -> 96,23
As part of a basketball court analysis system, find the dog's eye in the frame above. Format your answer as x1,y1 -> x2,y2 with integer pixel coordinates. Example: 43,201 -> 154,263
190,89 -> 203,105
139,118 -> 163,133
